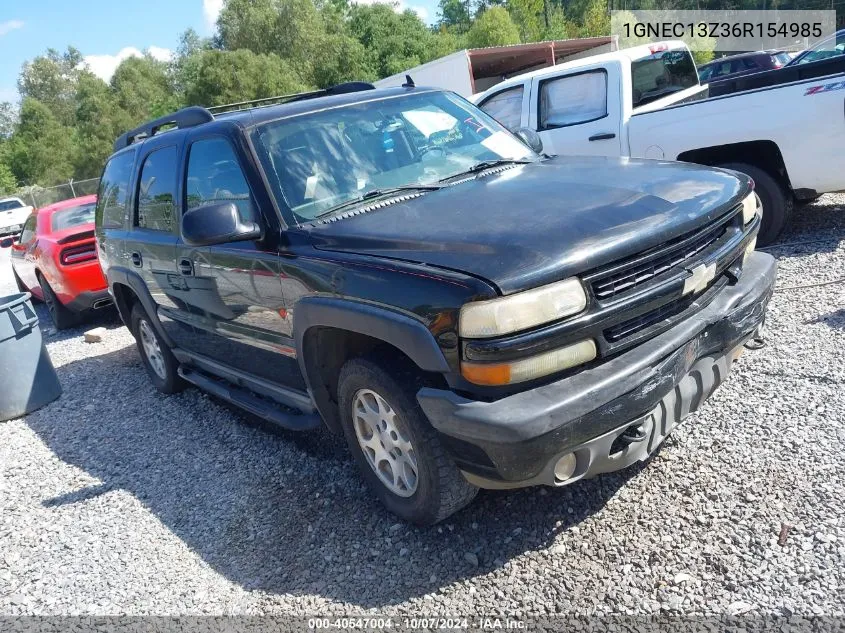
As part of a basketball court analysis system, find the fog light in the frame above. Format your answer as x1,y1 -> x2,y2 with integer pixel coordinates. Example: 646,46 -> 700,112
553,453 -> 577,482
743,237 -> 757,266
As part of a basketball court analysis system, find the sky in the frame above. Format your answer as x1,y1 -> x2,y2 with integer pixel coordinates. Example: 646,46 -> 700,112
0,0 -> 438,105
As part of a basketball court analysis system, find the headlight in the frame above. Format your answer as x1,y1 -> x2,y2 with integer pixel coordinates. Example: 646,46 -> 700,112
459,277 -> 587,338
461,339 -> 597,385
741,192 -> 760,225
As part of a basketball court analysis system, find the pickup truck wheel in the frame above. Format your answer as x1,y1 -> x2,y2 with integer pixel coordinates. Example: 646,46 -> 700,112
338,358 -> 478,525
38,275 -> 78,330
130,302 -> 184,394
718,162 -> 791,246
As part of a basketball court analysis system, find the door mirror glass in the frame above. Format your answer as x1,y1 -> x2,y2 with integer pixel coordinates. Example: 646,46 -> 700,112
181,201 -> 261,247
513,127 -> 543,154
0,237 -> 14,248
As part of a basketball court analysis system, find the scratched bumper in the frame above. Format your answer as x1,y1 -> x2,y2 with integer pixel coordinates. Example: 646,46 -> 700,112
417,252 -> 777,488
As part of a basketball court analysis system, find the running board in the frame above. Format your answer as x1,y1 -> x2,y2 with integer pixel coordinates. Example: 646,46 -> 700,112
177,366 -> 322,432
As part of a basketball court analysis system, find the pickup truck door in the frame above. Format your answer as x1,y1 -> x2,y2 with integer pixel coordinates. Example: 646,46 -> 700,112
10,214 -> 38,292
529,66 -> 622,157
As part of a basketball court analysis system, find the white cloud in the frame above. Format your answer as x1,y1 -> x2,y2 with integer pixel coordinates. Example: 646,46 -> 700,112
203,0 -> 224,32
83,46 -> 174,82
0,19 -> 24,36
352,0 -> 429,22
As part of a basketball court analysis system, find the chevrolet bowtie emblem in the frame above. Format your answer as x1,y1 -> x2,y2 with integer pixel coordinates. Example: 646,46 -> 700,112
682,262 -> 716,296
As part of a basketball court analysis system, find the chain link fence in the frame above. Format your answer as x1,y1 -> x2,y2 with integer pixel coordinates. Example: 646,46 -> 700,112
15,177 -> 100,209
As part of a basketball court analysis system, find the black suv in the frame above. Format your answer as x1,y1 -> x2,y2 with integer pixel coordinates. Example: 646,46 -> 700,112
95,82 -> 776,524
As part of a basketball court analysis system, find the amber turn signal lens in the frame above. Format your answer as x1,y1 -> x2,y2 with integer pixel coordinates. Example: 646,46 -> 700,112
461,339 -> 597,386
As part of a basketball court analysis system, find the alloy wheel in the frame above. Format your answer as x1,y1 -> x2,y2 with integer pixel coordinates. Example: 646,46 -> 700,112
138,319 -> 167,380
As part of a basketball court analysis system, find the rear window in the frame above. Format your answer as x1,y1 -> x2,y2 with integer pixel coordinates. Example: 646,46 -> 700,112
631,48 -> 698,108
0,199 -> 24,211
51,203 -> 97,232
774,52 -> 791,66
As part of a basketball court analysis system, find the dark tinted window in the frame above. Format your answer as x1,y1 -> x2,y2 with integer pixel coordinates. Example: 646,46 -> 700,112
52,203 -> 97,231
631,48 -> 698,108
774,53 -> 791,66
19,215 -> 36,243
136,147 -> 177,232
186,138 -> 254,222
0,199 -> 24,211
96,152 -> 135,229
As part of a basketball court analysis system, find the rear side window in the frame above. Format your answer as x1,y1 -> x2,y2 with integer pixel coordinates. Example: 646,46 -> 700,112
478,86 -> 524,131
0,199 -> 24,211
631,48 -> 698,108
774,53 -> 791,66
19,215 -> 36,243
136,146 -> 177,232
96,152 -> 135,229
185,138 -> 254,223
52,203 -> 97,232
539,71 -> 607,129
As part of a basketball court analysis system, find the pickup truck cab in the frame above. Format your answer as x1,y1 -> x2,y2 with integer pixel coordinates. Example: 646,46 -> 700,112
96,83 -> 775,524
474,41 -> 845,245
0,197 -> 34,236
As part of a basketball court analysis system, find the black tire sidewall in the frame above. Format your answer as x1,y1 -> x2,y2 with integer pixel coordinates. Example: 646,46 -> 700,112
38,275 -> 76,330
719,162 -> 789,246
130,302 -> 182,394
338,359 -> 445,525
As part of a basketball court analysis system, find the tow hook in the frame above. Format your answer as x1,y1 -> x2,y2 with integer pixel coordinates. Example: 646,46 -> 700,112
744,322 -> 766,350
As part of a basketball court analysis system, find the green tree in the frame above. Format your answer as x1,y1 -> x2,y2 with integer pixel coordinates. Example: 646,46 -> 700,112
111,55 -> 180,121
74,73 -> 130,179
507,0 -> 544,42
182,49 -> 307,107
437,0 -> 472,32
17,47 -> 85,126
466,6 -> 521,48
7,98 -> 74,186
348,4 -> 438,77
580,0 -> 610,36
0,161 -> 17,196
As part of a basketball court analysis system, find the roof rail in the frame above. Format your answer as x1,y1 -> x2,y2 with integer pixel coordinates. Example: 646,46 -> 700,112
113,106 -> 214,152
207,81 -> 376,116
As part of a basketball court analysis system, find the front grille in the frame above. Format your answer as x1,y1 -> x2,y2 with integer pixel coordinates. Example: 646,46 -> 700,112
590,208 -> 739,301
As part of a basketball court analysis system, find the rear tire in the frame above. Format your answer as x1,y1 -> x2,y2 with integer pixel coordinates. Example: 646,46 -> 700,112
718,162 -> 791,246
338,357 -> 478,525
38,275 -> 78,330
12,268 -> 28,294
130,302 -> 184,394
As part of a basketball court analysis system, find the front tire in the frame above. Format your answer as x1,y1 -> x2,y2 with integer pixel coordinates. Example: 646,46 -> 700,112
38,275 -> 78,330
718,162 -> 791,246
338,357 -> 478,525
130,302 -> 184,394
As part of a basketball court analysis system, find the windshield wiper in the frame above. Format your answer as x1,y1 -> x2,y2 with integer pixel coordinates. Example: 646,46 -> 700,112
443,158 -> 533,181
315,184 -> 443,219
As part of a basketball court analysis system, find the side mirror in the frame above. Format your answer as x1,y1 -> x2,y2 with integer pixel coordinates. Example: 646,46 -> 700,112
0,237 -> 15,248
513,127 -> 543,154
181,202 -> 261,247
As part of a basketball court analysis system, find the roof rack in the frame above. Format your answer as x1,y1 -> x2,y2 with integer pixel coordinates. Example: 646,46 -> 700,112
207,81 -> 376,116
113,106 -> 213,152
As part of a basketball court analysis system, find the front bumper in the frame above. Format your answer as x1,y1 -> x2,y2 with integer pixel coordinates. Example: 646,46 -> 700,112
417,251 -> 777,489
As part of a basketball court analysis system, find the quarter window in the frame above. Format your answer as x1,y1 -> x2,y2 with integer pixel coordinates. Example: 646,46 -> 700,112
136,147 -> 177,232
539,71 -> 607,129
96,151 -> 135,229
185,138 -> 254,222
479,86 -> 524,130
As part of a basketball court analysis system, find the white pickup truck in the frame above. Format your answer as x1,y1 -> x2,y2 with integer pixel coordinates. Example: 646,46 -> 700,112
0,197 -> 34,236
473,41 -> 845,244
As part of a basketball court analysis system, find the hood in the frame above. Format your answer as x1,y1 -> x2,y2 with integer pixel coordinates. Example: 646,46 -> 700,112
308,155 -> 749,294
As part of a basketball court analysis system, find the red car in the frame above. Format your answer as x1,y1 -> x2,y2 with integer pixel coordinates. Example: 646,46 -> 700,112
1,195 -> 111,329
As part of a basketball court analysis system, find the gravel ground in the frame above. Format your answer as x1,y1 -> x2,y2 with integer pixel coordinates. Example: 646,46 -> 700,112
1,197 -> 844,618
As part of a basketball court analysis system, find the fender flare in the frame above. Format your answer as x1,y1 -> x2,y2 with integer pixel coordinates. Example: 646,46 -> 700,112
293,297 -> 451,432
107,266 -> 175,347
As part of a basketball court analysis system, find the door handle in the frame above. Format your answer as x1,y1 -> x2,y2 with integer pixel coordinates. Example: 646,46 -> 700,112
178,258 -> 194,276
131,252 -> 142,267
589,132 -> 617,141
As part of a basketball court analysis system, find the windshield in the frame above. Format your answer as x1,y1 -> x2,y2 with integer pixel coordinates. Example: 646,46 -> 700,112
51,203 -> 96,231
251,91 -> 535,223
0,199 -> 24,211
631,48 -> 699,108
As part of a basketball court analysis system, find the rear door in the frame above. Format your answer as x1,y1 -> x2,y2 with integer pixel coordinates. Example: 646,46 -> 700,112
529,65 -> 623,156
176,133 -> 305,390
125,139 -> 189,347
